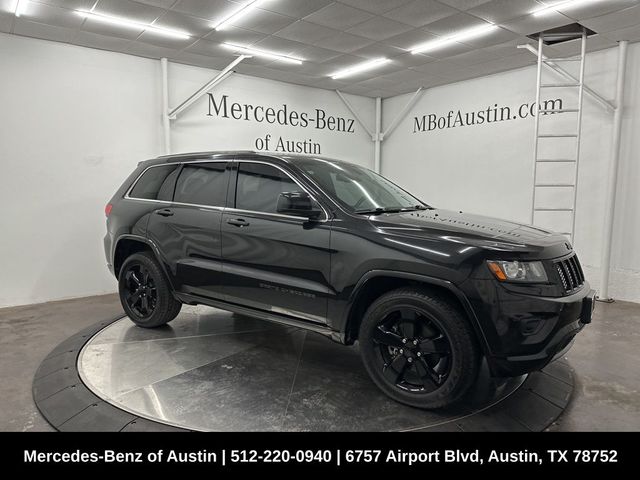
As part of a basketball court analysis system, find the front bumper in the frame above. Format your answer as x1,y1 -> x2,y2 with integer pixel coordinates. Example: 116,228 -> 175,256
466,279 -> 595,377
491,291 -> 594,376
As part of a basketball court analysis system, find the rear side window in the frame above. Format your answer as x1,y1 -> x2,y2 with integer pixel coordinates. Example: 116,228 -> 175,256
129,165 -> 180,201
235,162 -> 298,214
174,163 -> 229,207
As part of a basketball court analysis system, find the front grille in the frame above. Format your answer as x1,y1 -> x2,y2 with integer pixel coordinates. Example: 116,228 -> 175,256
554,254 -> 585,293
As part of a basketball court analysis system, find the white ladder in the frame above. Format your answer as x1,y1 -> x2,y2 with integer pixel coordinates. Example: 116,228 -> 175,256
531,30 -> 587,242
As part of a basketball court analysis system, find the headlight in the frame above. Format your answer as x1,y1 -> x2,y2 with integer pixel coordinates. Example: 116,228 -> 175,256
487,260 -> 548,283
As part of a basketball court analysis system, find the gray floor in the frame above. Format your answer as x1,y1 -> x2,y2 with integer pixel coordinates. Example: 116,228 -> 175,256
76,311 -> 525,431
1,293 -> 638,431
0,294 -> 123,431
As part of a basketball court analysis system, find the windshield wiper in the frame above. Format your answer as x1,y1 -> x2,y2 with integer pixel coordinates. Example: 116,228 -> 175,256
354,205 -> 432,215
355,205 -> 432,215
398,205 -> 431,212
355,207 -> 401,215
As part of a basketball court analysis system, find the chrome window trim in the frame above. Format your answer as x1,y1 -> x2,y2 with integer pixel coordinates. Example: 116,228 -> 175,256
233,159 -> 329,222
123,196 -> 172,205
124,196 -> 226,213
224,207 -> 309,222
172,201 -> 225,212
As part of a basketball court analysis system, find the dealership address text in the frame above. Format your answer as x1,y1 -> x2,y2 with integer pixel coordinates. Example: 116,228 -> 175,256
24,448 -> 618,466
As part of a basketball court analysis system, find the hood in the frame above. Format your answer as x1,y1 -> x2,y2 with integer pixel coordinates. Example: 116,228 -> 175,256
368,209 -> 568,252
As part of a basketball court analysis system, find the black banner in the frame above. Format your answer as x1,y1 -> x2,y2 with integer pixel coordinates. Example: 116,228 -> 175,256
2,432 -> 634,473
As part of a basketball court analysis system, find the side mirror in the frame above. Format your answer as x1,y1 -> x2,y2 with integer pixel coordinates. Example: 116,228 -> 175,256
277,191 -> 322,219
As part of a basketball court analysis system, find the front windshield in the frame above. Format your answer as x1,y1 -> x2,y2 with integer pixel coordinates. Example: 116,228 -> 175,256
294,157 -> 429,214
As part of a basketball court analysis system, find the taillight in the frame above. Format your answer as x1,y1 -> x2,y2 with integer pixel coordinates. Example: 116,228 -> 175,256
105,203 -> 113,217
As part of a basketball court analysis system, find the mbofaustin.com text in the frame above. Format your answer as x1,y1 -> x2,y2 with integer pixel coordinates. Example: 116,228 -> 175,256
413,98 -> 564,133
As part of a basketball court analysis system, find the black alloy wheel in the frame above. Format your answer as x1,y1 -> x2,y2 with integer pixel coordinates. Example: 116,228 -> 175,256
359,287 -> 480,409
123,263 -> 157,318
118,252 -> 182,328
374,307 -> 452,393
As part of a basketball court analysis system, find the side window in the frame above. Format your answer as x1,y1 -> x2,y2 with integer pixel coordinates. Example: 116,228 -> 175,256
235,163 -> 299,214
174,162 -> 228,207
129,165 -> 180,200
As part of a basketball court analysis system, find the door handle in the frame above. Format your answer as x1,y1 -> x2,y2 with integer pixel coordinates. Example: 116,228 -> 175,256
156,209 -> 174,217
227,218 -> 250,227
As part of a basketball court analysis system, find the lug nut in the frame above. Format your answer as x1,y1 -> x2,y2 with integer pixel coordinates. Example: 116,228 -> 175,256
407,357 -> 413,363
402,338 -> 407,344
413,339 -> 419,345
417,352 -> 422,357
399,349 -> 404,354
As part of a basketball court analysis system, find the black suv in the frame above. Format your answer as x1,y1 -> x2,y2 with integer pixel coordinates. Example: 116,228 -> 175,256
105,151 -> 594,409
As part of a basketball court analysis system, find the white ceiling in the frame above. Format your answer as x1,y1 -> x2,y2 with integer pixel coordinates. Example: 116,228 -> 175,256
1,0 -> 639,98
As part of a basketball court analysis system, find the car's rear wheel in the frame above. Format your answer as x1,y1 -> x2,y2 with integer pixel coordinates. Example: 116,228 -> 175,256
118,252 -> 181,328
359,287 -> 480,409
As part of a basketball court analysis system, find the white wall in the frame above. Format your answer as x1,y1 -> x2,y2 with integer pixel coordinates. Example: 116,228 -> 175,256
381,43 -> 640,303
0,33 -> 162,308
0,33 -> 374,308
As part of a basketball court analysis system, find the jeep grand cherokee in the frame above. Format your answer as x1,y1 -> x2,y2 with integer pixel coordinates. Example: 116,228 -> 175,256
104,152 -> 594,409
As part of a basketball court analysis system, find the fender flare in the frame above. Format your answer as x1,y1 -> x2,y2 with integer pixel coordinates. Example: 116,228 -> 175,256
345,270 -> 491,354
113,234 -> 177,292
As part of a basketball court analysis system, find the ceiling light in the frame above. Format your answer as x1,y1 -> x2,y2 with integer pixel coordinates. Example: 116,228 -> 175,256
222,43 -> 303,64
411,24 -> 498,54
330,58 -> 390,80
75,11 -> 190,39
14,0 -> 27,17
532,0 -> 601,17
213,0 -> 266,30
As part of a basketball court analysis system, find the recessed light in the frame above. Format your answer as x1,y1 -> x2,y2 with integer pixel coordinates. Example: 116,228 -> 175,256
213,0 -> 267,31
222,43 -> 304,64
75,11 -> 190,39
532,0 -> 601,17
330,58 -> 391,80
14,0 -> 27,17
411,24 -> 498,55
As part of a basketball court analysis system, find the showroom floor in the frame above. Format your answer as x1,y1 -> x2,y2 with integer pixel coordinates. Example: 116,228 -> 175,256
1,294 -> 638,432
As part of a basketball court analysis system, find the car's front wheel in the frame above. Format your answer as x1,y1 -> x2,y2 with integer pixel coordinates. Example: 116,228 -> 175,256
359,287 -> 480,409
118,252 -> 182,328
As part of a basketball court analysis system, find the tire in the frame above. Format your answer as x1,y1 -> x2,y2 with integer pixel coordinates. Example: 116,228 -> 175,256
358,287 -> 480,409
118,251 -> 182,328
